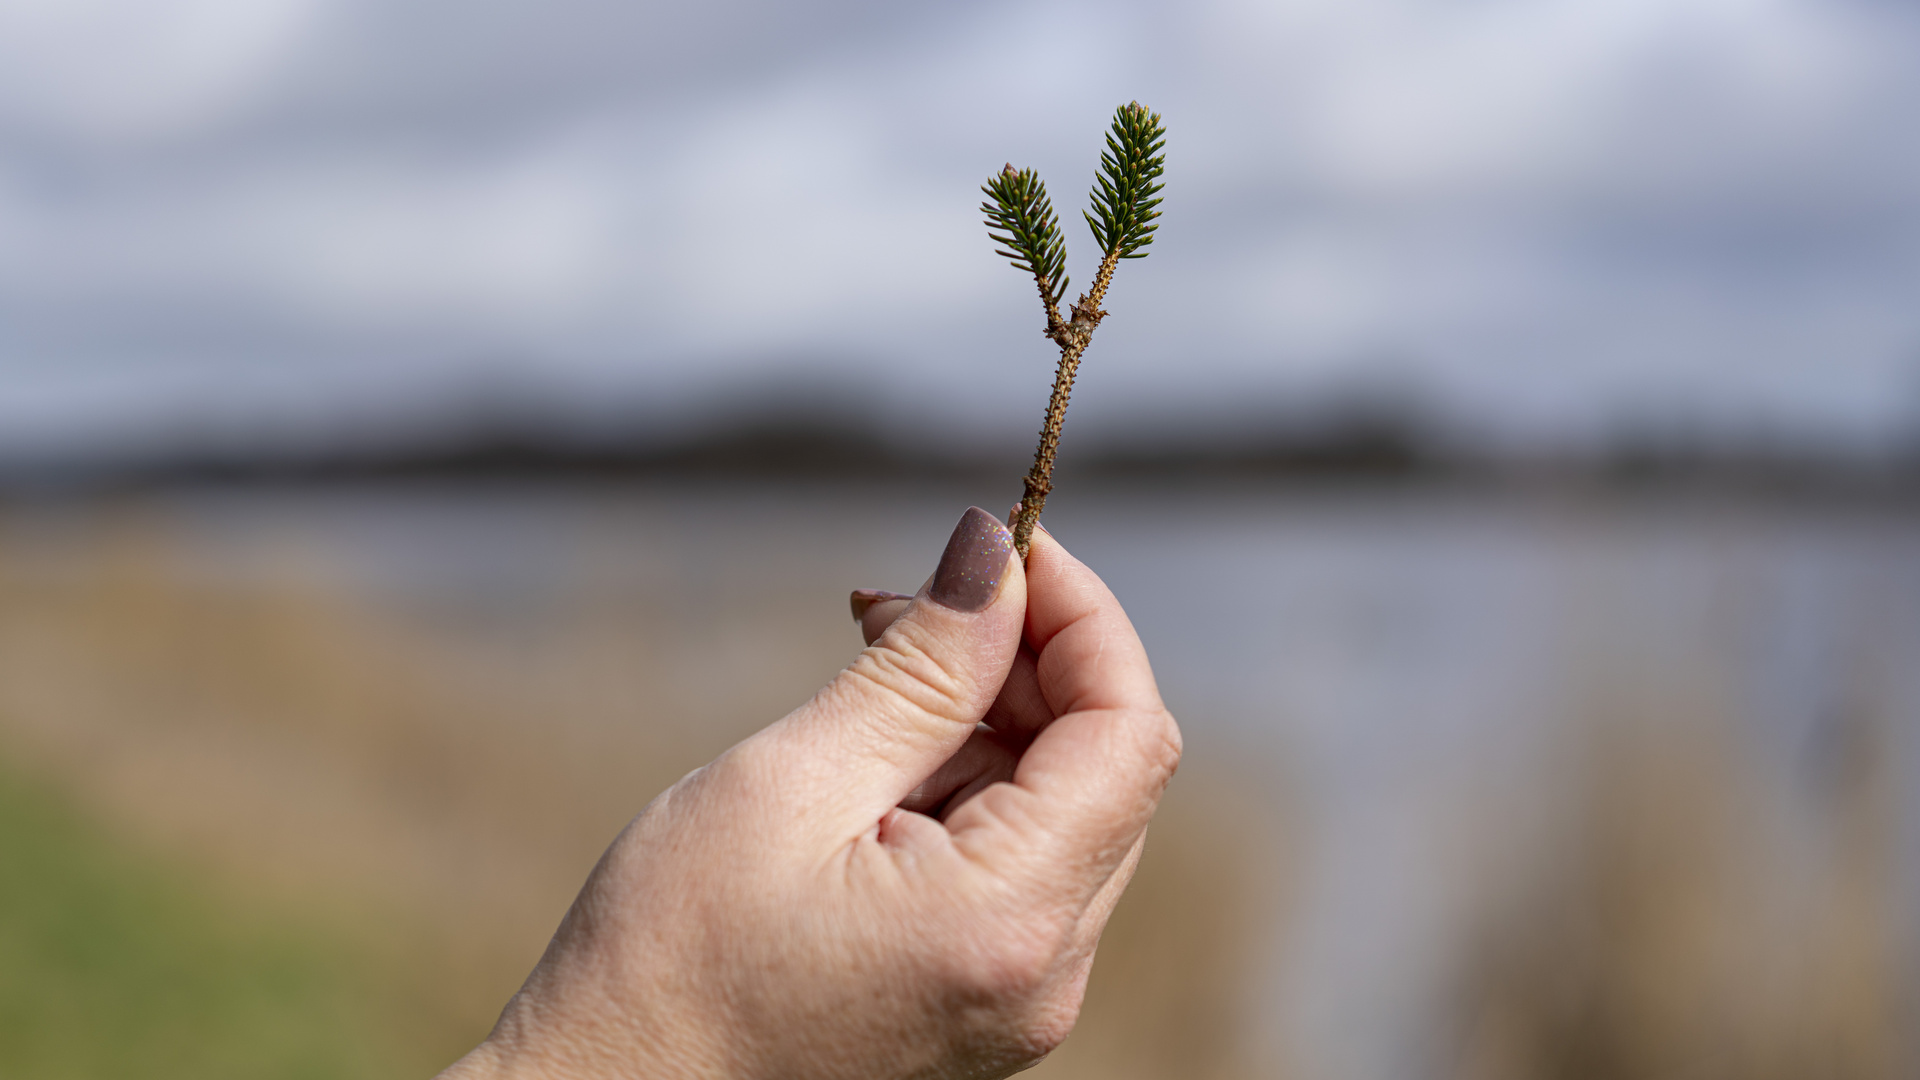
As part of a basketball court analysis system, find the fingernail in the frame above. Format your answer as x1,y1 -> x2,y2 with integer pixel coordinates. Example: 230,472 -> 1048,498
850,588 -> 913,622
930,507 -> 1015,612
1005,502 -> 1048,536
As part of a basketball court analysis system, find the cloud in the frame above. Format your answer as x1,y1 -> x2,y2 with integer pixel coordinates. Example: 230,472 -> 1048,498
0,0 -> 322,142
3,0 -> 1919,460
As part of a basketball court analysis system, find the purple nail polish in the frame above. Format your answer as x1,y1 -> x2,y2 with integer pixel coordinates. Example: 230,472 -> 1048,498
929,507 -> 1015,612
850,589 -> 913,622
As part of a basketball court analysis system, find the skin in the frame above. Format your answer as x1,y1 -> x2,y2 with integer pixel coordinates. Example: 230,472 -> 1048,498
439,522 -> 1182,1080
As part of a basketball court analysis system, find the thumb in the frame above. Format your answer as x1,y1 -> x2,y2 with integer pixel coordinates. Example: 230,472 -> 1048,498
750,507 -> 1025,836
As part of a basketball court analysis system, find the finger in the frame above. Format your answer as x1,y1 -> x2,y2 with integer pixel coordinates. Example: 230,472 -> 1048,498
935,746 -> 1020,822
750,507 -> 1026,835
946,526 -> 1181,897
1075,828 -> 1149,953
899,642 -> 1051,819
979,644 -> 1049,741
1046,829 -> 1150,1012
1021,525 -> 1162,719
897,725 -> 1018,816
851,590 -> 914,646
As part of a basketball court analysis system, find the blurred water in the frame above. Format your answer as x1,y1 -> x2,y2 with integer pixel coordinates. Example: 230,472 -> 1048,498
84,478 -> 1920,1079
1054,486 -> 1920,1077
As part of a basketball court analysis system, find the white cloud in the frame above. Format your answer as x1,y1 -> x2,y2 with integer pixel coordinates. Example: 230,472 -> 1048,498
3,0 -> 1920,456
0,0 -> 320,141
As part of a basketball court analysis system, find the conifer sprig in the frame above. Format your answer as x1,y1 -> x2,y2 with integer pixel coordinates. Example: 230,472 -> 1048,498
982,102 -> 1167,559
981,165 -> 1069,325
1085,102 -> 1166,261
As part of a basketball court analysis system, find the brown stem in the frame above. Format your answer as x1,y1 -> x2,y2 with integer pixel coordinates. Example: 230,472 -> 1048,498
1011,341 -> 1083,558
1035,274 -> 1063,339
1010,248 -> 1123,559
1081,246 -> 1122,317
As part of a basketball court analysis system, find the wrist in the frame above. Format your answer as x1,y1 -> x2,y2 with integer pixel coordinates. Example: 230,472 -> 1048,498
438,993 -> 737,1080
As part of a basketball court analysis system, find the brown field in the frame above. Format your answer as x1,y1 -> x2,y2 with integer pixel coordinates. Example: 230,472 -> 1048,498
0,491 -> 1285,1077
0,484 -> 1909,1078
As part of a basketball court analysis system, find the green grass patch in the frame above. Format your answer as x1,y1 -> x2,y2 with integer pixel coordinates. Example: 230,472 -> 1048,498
0,758 -> 400,1079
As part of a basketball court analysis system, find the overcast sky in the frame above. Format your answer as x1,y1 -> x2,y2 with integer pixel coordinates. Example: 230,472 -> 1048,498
4,0 -> 1920,461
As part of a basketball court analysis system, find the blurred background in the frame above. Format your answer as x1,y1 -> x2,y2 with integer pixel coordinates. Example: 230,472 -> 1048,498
1,0 -> 1916,1077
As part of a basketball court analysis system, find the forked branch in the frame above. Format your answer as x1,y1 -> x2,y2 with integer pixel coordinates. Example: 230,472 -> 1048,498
981,102 -> 1167,559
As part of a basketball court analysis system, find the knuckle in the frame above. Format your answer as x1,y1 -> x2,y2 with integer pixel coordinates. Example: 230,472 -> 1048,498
1014,1001 -> 1079,1059
933,915 -> 1084,1068
1138,708 -> 1184,783
844,627 -> 974,725
939,913 -> 1069,1004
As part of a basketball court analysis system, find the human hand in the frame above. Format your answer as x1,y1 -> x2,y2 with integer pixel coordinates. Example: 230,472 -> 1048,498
440,507 -> 1182,1079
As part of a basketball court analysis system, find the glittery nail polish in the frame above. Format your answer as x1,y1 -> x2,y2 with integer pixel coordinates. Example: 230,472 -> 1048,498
929,507 -> 1015,612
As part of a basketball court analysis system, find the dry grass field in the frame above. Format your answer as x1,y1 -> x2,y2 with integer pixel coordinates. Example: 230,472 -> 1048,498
1450,692 -> 1911,1080
0,483 -> 1909,1078
0,490 -> 1284,1078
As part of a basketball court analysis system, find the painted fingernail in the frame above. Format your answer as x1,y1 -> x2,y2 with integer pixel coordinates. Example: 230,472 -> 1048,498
850,588 -> 913,622
929,506 -> 1015,612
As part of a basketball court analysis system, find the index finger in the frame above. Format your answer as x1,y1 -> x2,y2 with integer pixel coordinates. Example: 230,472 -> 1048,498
945,526 -> 1182,895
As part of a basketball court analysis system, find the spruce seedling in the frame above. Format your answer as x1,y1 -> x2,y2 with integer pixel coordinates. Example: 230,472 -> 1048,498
983,101 -> 1165,559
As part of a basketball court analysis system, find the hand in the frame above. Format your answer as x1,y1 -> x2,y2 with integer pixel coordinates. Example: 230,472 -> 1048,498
440,507 -> 1182,1079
